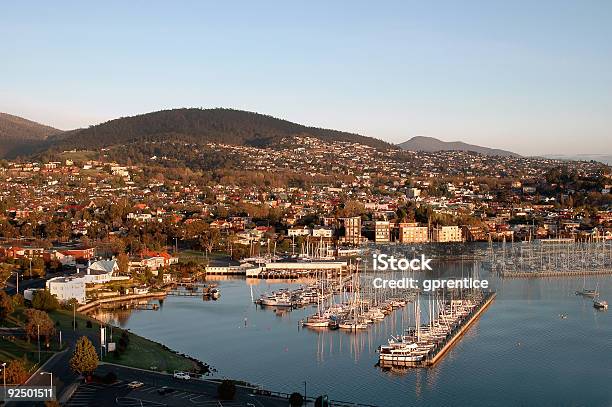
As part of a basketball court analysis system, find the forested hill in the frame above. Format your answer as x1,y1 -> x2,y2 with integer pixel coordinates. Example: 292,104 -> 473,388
0,112 -> 62,157
45,108 -> 393,151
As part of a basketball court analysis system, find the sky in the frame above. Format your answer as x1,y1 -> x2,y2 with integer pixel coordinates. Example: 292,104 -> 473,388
1,1 -> 611,156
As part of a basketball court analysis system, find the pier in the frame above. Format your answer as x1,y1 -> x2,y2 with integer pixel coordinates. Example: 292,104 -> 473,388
77,292 -> 167,312
379,291 -> 496,368
422,291 -> 496,366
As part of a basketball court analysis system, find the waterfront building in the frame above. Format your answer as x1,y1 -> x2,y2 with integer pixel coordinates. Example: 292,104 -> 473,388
432,226 -> 463,242
399,223 -> 429,243
312,227 -> 333,238
46,276 -> 86,304
288,226 -> 311,237
341,216 -> 362,245
374,221 -> 391,243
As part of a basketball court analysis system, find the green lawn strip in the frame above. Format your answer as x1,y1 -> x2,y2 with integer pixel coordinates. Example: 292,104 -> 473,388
48,309 -> 100,334
102,331 -> 196,373
0,336 -> 52,370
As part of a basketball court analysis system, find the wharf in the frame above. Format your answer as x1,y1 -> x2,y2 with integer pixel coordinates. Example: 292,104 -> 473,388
381,291 -> 496,368
422,291 -> 496,366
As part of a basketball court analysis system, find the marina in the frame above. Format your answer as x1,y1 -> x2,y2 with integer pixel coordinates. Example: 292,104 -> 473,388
89,268 -> 611,407
378,291 -> 496,367
485,238 -> 612,277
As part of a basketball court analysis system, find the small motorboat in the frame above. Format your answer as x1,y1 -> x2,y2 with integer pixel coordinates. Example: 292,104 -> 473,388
593,299 -> 608,310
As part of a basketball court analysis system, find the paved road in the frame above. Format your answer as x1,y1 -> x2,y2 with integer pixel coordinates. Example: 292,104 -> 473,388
4,272 -> 65,296
82,364 -> 290,407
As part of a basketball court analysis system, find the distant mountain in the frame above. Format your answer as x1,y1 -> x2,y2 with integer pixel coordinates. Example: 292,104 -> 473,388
398,136 -> 520,157
545,154 -> 612,166
42,108 -> 393,153
0,113 -> 62,157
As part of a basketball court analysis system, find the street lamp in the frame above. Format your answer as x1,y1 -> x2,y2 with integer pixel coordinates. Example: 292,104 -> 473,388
1,362 -> 6,401
37,324 -> 41,364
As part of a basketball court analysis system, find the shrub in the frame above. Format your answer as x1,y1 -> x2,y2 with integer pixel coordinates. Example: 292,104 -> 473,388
289,392 -> 304,406
315,396 -> 329,407
4,359 -> 29,384
217,379 -> 236,400
32,290 -> 59,311
103,371 -> 117,384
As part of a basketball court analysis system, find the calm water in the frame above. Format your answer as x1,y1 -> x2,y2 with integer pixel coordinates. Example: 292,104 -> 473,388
92,263 -> 612,407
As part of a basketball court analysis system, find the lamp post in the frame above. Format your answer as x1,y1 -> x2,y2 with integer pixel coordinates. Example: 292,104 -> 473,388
1,362 -> 6,401
37,324 -> 41,364
303,381 -> 307,406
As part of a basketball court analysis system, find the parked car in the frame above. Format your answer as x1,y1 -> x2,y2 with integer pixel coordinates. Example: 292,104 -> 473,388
127,381 -> 144,389
173,372 -> 191,380
157,386 -> 175,395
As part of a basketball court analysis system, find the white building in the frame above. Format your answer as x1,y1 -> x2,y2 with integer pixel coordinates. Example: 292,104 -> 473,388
75,260 -> 118,284
46,276 -> 86,304
312,227 -> 333,238
288,226 -> 311,237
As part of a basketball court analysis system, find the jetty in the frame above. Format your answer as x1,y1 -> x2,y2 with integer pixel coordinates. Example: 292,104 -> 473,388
422,291 -> 495,366
379,291 -> 496,368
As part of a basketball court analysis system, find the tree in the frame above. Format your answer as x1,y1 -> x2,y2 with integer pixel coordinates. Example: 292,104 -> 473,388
25,309 -> 55,345
69,336 -> 99,376
12,293 -> 24,307
32,290 -> 60,311
0,290 -> 14,321
4,359 -> 29,384
217,379 -> 236,400
117,253 -> 130,275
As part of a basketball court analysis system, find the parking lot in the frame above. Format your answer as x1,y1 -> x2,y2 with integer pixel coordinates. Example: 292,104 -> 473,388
64,367 -> 281,407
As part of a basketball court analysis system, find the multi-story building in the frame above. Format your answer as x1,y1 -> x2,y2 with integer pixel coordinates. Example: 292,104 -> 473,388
432,226 -> 463,242
288,226 -> 311,237
374,221 -> 391,243
46,276 -> 86,304
399,223 -> 429,243
312,227 -> 333,238
341,216 -> 362,245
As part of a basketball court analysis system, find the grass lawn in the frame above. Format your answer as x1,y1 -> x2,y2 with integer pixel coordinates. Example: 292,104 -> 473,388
102,330 -> 197,373
48,309 -> 102,335
4,306 -> 201,375
0,336 -> 53,369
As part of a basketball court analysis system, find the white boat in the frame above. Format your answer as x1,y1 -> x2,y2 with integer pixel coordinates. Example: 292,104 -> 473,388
302,315 -> 330,327
339,319 -> 368,330
593,299 -> 608,310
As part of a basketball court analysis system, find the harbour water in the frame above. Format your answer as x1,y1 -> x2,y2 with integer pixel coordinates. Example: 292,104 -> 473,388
91,263 -> 612,407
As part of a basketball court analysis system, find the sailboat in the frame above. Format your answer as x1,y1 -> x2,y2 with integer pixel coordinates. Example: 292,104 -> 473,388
575,277 -> 599,297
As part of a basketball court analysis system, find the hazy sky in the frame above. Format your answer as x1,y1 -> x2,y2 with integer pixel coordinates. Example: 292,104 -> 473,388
1,1 -> 611,155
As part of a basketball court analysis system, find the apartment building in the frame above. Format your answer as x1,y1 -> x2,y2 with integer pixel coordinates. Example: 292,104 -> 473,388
399,223 -> 429,243
341,216 -> 362,245
432,226 -> 463,242
374,221 -> 391,243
